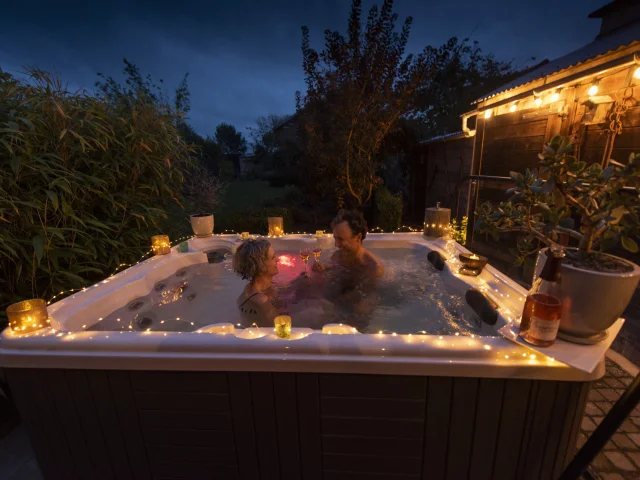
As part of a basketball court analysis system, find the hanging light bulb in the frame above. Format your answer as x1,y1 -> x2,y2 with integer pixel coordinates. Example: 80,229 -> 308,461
588,81 -> 599,96
634,67 -> 640,79
509,103 -> 517,112
484,109 -> 492,119
534,96 -> 542,107
551,89 -> 561,102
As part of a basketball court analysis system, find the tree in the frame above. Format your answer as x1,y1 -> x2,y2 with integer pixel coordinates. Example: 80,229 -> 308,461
248,114 -> 290,157
297,0 -> 431,206
415,38 -> 520,138
215,123 -> 247,156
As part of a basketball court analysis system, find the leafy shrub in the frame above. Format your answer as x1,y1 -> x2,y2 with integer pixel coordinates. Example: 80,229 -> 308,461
215,207 -> 292,234
283,185 -> 304,206
0,68 -> 197,309
449,216 -> 468,244
374,186 -> 402,232
264,172 -> 296,188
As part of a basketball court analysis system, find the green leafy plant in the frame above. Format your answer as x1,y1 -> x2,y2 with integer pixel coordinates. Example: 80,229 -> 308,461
0,67 -> 197,311
449,216 -> 468,244
475,136 -> 640,270
374,186 -> 402,232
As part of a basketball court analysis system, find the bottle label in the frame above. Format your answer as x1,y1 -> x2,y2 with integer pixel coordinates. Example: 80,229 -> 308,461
529,315 -> 559,341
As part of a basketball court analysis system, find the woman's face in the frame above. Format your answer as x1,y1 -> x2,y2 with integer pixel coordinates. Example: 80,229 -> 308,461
264,247 -> 279,277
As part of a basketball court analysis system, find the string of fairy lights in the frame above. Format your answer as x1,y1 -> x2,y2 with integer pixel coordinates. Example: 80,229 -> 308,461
28,223 -> 548,369
479,65 -> 640,119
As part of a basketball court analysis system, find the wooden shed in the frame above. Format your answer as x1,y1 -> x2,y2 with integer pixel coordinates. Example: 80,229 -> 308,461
409,132 -> 474,221
470,0 -> 640,232
411,0 -> 640,361
412,0 -> 640,237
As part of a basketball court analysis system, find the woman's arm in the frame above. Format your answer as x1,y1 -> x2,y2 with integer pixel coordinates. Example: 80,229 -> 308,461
251,294 -> 279,328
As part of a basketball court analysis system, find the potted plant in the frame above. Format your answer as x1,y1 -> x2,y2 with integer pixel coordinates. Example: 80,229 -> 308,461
186,171 -> 226,237
475,135 -> 640,343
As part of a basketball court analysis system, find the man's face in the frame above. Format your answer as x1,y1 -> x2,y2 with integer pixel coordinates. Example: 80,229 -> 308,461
333,221 -> 361,254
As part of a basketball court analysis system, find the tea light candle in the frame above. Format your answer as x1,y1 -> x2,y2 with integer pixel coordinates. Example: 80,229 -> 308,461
268,217 -> 284,237
458,252 -> 488,271
7,299 -> 50,334
315,230 -> 325,237
151,235 -> 171,255
240,232 -> 250,240
274,315 -> 291,339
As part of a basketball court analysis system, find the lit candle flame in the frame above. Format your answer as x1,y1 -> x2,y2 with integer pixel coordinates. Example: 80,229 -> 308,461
470,254 -> 479,260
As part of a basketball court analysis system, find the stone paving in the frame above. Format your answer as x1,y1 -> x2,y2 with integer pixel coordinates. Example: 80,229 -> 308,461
0,353 -> 639,480
582,356 -> 640,480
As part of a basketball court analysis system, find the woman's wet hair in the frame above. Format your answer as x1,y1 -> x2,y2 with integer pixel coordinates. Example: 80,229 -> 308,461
232,239 -> 271,281
330,209 -> 368,240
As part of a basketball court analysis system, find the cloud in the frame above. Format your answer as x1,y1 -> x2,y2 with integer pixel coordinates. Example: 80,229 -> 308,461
0,0 -> 606,136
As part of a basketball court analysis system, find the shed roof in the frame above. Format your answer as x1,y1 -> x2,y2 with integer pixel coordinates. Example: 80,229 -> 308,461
472,20 -> 640,105
419,131 -> 469,145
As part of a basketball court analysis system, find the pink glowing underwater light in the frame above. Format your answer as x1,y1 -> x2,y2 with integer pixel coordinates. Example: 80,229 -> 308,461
278,255 -> 296,268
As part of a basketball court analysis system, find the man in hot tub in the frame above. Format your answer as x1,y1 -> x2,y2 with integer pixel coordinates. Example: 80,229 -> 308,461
312,209 -> 384,314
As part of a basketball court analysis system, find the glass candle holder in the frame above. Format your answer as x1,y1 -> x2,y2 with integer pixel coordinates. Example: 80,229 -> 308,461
240,232 -> 250,240
152,235 -> 171,255
268,217 -> 284,237
7,299 -> 50,334
274,315 -> 291,339
315,230 -> 325,237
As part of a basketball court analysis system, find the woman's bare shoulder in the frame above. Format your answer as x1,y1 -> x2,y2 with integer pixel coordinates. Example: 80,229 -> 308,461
251,293 -> 270,305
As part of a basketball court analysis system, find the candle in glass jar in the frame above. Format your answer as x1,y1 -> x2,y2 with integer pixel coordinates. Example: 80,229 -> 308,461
274,315 -> 291,339
151,235 -> 171,255
7,299 -> 50,334
268,217 -> 284,237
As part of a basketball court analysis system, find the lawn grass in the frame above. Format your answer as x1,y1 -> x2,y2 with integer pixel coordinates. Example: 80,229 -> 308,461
216,180 -> 285,215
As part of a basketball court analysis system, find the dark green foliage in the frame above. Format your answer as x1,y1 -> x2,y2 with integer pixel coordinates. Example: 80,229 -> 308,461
374,186 -> 402,232
475,136 -> 640,267
283,185 -> 304,206
0,67 -> 197,309
215,207 -> 292,234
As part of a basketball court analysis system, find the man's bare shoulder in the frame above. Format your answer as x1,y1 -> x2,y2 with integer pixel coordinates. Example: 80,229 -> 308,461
362,248 -> 384,276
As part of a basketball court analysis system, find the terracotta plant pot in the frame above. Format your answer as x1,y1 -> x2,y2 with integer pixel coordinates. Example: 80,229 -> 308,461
534,248 -> 640,342
190,214 -> 214,237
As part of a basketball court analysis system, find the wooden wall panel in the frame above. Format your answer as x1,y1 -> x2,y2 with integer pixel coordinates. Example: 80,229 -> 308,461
273,373 -> 302,480
6,368 -> 592,480
297,373 -> 323,480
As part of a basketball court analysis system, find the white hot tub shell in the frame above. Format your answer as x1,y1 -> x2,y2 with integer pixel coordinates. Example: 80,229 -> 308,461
0,233 -> 618,480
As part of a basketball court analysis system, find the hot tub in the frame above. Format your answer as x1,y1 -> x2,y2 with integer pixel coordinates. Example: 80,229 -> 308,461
0,233 -> 619,480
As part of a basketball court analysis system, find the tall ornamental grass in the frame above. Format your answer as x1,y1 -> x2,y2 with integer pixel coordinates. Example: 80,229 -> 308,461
0,68 -> 197,311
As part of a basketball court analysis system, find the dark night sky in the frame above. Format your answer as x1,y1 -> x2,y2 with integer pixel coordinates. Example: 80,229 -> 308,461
0,0 -> 605,136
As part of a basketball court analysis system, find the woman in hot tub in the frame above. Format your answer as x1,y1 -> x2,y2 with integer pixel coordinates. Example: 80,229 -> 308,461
233,239 -> 283,327
232,238 -> 333,329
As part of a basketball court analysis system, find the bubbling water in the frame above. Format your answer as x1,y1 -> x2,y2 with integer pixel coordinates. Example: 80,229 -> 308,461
89,247 -> 489,336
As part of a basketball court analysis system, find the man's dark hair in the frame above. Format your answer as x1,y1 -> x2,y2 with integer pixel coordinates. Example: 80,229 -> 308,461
331,209 -> 368,240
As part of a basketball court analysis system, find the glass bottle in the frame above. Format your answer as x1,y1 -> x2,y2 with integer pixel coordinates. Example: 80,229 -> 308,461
519,246 -> 565,347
